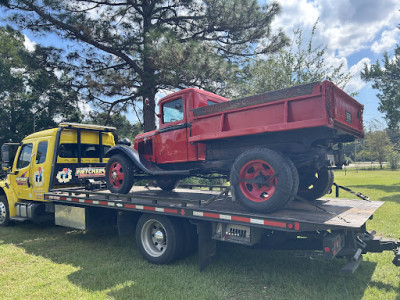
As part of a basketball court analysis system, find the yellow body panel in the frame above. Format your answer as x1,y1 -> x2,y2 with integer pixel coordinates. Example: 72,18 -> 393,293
0,124 -> 115,212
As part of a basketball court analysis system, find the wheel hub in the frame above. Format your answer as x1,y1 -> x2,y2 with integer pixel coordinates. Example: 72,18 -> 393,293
0,202 -> 6,223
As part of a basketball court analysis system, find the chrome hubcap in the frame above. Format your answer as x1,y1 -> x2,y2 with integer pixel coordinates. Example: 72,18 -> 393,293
141,219 -> 167,257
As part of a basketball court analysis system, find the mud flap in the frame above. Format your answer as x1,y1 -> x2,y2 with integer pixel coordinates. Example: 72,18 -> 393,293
197,221 -> 217,271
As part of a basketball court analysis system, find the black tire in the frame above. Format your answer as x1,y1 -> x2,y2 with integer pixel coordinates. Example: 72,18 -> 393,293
283,156 -> 299,204
105,154 -> 135,194
297,168 -> 334,200
156,177 -> 180,191
230,148 -> 294,212
0,195 -> 10,227
136,214 -> 184,264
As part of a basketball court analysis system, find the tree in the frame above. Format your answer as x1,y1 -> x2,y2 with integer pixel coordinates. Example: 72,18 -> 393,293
1,0 -> 288,132
231,21 -> 352,96
362,121 -> 393,169
0,26 -> 82,146
361,27 -> 400,129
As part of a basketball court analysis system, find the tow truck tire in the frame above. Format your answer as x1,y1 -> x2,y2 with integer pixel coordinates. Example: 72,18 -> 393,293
284,156 -> 299,203
106,154 -> 135,194
136,214 -> 184,264
0,195 -> 10,227
230,148 -> 294,212
156,178 -> 180,191
297,168 -> 334,200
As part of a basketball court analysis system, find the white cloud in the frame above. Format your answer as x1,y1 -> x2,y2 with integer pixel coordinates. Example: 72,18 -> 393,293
371,28 -> 400,54
273,0 -> 399,57
24,35 -> 36,52
346,57 -> 371,92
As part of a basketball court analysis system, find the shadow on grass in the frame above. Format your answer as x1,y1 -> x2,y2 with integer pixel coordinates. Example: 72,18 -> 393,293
0,221 -> 390,299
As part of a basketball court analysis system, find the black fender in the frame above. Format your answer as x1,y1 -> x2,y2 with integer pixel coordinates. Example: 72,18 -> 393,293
105,145 -> 190,176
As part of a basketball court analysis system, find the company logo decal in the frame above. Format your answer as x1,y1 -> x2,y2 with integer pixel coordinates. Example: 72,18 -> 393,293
16,171 -> 28,186
75,167 -> 106,178
56,168 -> 72,183
34,167 -> 44,187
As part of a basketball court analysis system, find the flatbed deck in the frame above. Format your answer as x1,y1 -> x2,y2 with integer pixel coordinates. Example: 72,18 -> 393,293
46,186 -> 383,232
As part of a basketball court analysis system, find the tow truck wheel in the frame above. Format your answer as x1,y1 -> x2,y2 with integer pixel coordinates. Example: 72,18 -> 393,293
0,196 -> 10,227
297,168 -> 334,200
230,148 -> 294,212
156,178 -> 180,191
105,154 -> 135,194
136,214 -> 184,264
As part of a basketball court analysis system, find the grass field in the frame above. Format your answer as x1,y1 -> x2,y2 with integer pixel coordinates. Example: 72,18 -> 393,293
1,169 -> 400,299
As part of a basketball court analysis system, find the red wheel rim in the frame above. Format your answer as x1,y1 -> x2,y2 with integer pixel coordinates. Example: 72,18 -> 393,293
238,159 -> 277,202
109,161 -> 124,188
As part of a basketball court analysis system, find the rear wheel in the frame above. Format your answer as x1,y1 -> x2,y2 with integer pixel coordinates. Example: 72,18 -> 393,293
230,148 -> 294,212
297,168 -> 334,200
0,196 -> 10,227
156,178 -> 180,191
136,214 -> 184,264
105,154 -> 135,194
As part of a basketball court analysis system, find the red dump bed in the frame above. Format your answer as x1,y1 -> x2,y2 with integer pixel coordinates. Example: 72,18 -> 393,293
189,81 -> 364,143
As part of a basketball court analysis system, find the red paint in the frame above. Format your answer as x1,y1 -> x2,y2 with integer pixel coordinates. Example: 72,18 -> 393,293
231,216 -> 251,223
263,220 -> 287,228
288,223 -> 293,229
164,208 -> 178,214
108,161 -> 124,188
125,204 -> 136,209
294,222 -> 300,230
143,206 -> 156,211
133,81 -> 363,165
99,201 -> 108,205
203,212 -> 221,219
324,247 -> 331,253
238,160 -> 276,203
71,198 -> 80,202
84,199 -> 93,204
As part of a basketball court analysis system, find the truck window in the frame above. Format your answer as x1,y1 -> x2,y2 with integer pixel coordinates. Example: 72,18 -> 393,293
163,98 -> 183,123
58,144 -> 111,158
16,143 -> 33,169
207,100 -> 217,105
36,141 -> 48,164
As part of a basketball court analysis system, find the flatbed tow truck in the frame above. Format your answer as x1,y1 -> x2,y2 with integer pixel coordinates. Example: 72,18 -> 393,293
1,123 -> 400,273
45,184 -> 400,273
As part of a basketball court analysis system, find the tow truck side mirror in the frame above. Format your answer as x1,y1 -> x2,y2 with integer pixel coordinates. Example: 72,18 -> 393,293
1,144 -> 10,170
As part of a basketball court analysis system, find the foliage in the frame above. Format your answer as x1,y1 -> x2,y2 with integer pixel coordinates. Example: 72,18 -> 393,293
89,111 -> 143,141
1,0 -> 289,131
0,26 -> 82,146
362,127 -> 393,169
387,151 -> 400,170
232,20 -> 352,96
361,34 -> 400,129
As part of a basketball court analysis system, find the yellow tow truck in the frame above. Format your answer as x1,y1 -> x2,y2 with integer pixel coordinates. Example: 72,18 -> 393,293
0,123 -> 116,226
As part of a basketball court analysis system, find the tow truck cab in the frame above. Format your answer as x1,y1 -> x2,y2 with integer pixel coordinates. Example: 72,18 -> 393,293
0,123 -> 116,224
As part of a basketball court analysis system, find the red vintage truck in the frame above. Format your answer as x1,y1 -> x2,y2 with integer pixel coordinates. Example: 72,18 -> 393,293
105,81 -> 364,212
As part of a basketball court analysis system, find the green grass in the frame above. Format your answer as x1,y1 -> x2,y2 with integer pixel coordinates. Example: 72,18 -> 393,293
1,169 -> 400,299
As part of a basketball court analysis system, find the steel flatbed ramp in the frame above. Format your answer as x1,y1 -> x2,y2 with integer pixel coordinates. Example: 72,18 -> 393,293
46,186 -> 384,232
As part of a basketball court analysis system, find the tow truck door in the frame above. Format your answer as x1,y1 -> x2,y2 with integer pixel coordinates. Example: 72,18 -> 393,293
11,139 -> 51,201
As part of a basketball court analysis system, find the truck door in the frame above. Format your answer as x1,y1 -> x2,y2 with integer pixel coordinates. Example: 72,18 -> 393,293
156,97 -> 189,163
11,140 -> 50,201
11,142 -> 34,200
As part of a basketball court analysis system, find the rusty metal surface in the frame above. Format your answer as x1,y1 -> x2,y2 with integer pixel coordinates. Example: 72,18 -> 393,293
192,82 -> 320,117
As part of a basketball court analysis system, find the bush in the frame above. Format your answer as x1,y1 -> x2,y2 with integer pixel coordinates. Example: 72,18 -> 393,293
387,151 -> 400,170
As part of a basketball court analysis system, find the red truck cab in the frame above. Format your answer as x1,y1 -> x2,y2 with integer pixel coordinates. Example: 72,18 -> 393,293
134,88 -> 229,164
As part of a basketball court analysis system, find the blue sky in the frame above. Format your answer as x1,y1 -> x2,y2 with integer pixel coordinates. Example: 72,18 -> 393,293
2,0 -> 400,127
270,0 -> 399,125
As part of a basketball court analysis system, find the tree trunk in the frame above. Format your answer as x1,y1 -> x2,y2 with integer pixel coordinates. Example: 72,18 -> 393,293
142,88 -> 156,132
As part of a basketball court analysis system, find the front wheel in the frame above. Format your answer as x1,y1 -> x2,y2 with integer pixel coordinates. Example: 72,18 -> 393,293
0,196 -> 10,227
136,214 -> 184,264
105,154 -> 135,194
230,148 -> 295,212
